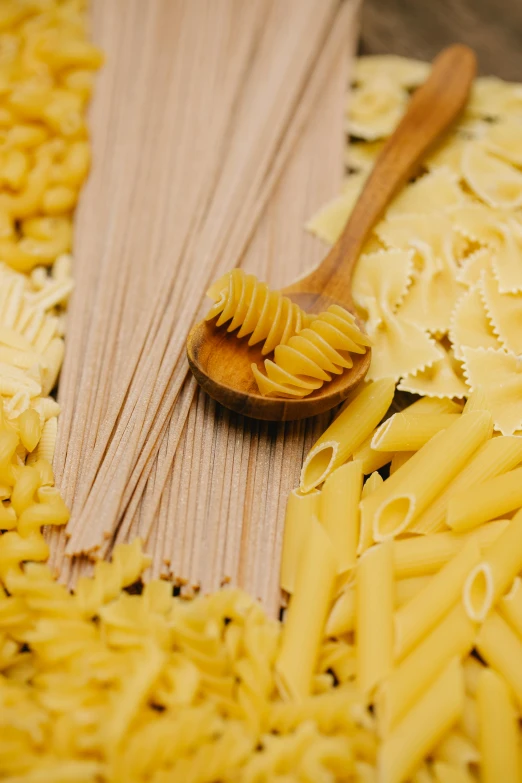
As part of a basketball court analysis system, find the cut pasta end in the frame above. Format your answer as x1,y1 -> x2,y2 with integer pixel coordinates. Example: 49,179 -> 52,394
463,562 -> 493,622
373,494 -> 415,541
300,442 -> 338,493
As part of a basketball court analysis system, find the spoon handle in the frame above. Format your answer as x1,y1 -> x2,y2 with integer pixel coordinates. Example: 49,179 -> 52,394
304,44 -> 476,308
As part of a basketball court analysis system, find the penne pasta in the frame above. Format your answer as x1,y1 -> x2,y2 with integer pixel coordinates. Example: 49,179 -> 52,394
458,694 -> 479,745
326,575 -> 429,638
389,450 -> 414,474
361,411 -> 492,542
412,765 -> 436,783
280,489 -> 320,594
353,397 -> 462,475
447,466 -> 522,532
353,432 -> 393,475
462,385 -> 487,414
376,603 -> 475,735
433,761 -> 476,783
463,510 -> 522,621
356,541 -> 394,697
412,435 -> 522,534
372,413 -> 460,452
378,658 -> 464,783
477,667 -> 521,783
358,471 -> 385,554
276,517 -> 337,700
475,611 -> 522,710
433,731 -> 479,767
462,656 -> 484,698
394,539 -> 481,660
319,460 -> 362,574
392,519 -> 508,579
499,576 -> 522,639
300,378 -> 395,492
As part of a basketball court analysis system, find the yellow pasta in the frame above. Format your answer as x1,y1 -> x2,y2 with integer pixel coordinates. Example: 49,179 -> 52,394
499,576 -> 522,638
319,460 -> 362,575
433,731 -> 479,768
276,517 -> 337,700
477,667 -> 521,783
372,412 -> 460,452
252,305 -> 370,399
412,434 -> 522,534
362,411 -> 492,541
205,269 -> 311,356
394,538 -> 480,661
300,378 -> 395,492
475,611 -> 522,710
433,761 -> 475,783
378,659 -> 464,783
280,488 -> 321,594
376,604 -> 475,735
463,510 -> 522,621
355,541 -> 394,697
447,466 -> 522,531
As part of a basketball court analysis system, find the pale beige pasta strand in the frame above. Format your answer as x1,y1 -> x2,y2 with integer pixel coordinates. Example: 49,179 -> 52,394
319,460 -> 362,574
280,489 -> 320,594
300,378 -> 395,492
475,611 -> 522,710
361,411 -> 492,542
394,538 -> 480,660
463,510 -> 522,621
376,603 -> 475,735
477,667 -> 521,783
412,435 -> 522,535
447,466 -> 522,532
356,541 -> 394,697
499,576 -> 522,638
392,519 -> 508,579
378,658 -> 464,783
275,516 -> 337,700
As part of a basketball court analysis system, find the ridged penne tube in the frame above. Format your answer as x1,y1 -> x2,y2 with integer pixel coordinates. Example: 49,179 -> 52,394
205,270 -> 311,356
326,576 -> 429,638
475,611 -> 522,710
462,656 -> 484,698
477,667 -> 521,783
300,379 -> 395,492
412,435 -> 522,535
365,411 -> 493,541
319,460 -> 363,574
253,305 -> 371,398
371,413 -> 460,452
356,541 -> 394,697
499,576 -> 522,638
433,732 -> 479,768
392,520 -> 509,579
462,385 -> 487,413
433,761 -> 475,783
394,538 -> 480,661
462,511 -> 522,622
280,489 -> 320,594
275,517 -> 337,700
376,604 -> 475,735
447,466 -> 522,532
378,659 -> 463,783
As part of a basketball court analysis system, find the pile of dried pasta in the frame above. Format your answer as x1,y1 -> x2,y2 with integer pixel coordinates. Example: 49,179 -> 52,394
2,3 -> 522,780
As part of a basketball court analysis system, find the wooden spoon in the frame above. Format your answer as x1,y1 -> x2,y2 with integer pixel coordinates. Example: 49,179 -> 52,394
187,44 -> 476,421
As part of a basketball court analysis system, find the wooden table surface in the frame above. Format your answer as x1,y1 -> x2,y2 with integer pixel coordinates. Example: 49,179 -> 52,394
360,0 -> 522,81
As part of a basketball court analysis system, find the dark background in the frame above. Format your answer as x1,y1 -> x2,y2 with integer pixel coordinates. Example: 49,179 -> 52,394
360,0 -> 522,80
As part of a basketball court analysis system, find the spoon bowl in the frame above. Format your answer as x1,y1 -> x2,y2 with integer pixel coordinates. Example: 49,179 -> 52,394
187,291 -> 371,421
187,44 -> 477,421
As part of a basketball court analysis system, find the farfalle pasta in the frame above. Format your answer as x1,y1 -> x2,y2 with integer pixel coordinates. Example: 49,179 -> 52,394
307,57 -> 522,433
